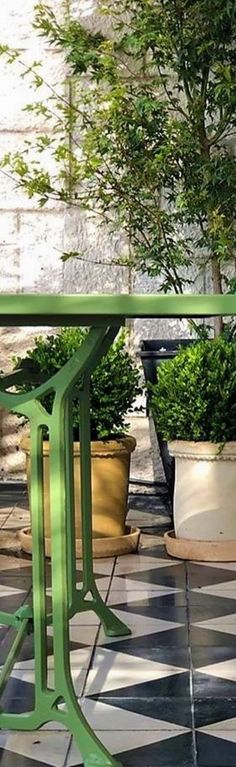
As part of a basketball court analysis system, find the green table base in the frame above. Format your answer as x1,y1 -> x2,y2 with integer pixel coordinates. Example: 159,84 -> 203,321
0,324 -> 130,767
0,293 -> 235,767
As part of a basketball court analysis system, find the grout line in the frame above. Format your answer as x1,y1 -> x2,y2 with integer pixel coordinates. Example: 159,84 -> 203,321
0,505 -> 16,527
63,734 -> 72,767
185,563 -> 198,767
1,502 -> 30,530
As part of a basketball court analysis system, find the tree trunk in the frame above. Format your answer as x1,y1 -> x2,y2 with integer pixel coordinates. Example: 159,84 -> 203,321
212,259 -> 223,336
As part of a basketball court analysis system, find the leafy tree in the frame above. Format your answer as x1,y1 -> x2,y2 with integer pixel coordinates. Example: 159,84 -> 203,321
1,1 -> 236,332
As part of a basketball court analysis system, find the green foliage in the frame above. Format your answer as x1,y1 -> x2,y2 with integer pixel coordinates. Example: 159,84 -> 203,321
13,328 -> 142,440
1,1 -> 236,297
151,338 -> 236,443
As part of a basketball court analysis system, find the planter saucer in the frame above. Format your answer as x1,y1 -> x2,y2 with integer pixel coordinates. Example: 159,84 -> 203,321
19,525 -> 140,559
164,529 -> 236,562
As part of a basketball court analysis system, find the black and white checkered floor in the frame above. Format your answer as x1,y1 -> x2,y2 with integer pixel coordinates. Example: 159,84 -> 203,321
0,487 -> 236,765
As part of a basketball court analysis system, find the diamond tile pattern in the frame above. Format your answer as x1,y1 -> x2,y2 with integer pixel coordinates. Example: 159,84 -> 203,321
0,489 -> 236,765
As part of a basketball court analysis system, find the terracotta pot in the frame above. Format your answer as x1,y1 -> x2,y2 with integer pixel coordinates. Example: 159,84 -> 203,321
169,440 -> 236,541
20,435 -> 139,557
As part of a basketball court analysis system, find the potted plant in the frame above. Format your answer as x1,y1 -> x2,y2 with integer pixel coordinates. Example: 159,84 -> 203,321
13,327 -> 142,558
151,337 -> 236,561
139,338 -> 195,501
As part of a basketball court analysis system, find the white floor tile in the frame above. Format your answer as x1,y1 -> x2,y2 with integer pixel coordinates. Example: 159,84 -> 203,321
197,658 -> 236,682
0,730 -> 70,766
114,555 -> 177,575
84,647 -> 185,695
81,699 -> 190,732
0,583 -> 27,596
48,624 -> 98,646
66,727 -> 188,765
198,718 -> 236,743
193,614 -> 236,635
11,667 -> 87,697
139,534 -> 163,548
92,558 -> 115,575
97,608 -> 183,644
107,585 -> 183,606
0,555 -> 32,571
69,625 -> 98,645
47,580 -> 110,597
105,575 -> 181,592
191,580 -> 236,598
0,515 -> 12,527
12,647 -> 93,672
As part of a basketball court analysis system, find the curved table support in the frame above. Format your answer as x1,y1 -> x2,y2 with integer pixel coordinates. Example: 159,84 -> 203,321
0,325 -> 130,767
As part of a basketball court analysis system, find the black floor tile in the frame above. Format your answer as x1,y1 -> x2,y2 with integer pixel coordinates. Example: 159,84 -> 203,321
119,563 -> 186,589
0,492 -> 28,510
1,676 -> 35,714
197,731 -> 236,766
90,671 -> 191,716
124,625 -> 189,649
187,563 -> 236,589
188,582 -> 236,605
190,624 -> 236,647
139,545 -> 172,559
194,698 -> 236,728
0,592 -> 31,615
117,732 -> 194,767
0,575 -> 32,591
112,592 -> 187,619
192,644 -> 236,669
89,693 -> 192,728
128,494 -> 169,514
0,564 -> 32,580
193,670 -> 236,698
102,636 -> 189,667
106,625 -> 189,649
0,752 -> 43,767
189,597 -> 236,623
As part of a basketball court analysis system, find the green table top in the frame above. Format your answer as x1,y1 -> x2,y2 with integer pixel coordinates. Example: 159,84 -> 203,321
0,293 -> 235,325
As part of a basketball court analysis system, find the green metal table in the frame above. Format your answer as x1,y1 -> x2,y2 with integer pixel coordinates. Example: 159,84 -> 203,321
0,293 -> 235,767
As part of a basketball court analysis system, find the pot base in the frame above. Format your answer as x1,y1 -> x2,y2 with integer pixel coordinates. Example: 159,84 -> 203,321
19,525 -> 140,559
164,529 -> 236,562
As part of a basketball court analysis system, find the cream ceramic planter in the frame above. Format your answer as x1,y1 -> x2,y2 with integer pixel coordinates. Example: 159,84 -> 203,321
20,435 -> 140,557
168,440 -> 236,541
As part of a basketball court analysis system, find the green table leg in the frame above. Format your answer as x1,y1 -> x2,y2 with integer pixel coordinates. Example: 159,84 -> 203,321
0,325 -> 130,767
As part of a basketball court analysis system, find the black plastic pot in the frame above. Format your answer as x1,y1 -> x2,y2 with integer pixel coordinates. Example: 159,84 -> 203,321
139,339 -> 195,505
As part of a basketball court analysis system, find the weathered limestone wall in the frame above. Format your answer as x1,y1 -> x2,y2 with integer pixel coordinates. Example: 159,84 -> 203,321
0,0 -> 195,477
0,0 -> 67,475
0,0 -> 129,476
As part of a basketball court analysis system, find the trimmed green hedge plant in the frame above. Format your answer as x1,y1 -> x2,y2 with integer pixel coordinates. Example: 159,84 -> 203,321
151,338 -> 236,443
13,328 -> 142,440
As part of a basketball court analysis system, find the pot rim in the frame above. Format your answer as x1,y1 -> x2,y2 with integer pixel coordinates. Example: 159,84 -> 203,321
168,439 -> 236,461
21,434 -> 136,457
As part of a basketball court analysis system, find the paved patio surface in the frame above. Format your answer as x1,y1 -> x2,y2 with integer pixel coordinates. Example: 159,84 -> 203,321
0,484 -> 234,766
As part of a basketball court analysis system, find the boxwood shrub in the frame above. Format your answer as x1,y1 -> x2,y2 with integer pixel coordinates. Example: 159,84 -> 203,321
13,327 -> 142,440
151,337 -> 236,443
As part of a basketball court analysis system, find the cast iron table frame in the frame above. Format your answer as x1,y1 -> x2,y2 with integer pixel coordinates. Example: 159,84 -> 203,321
0,293 -> 234,767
